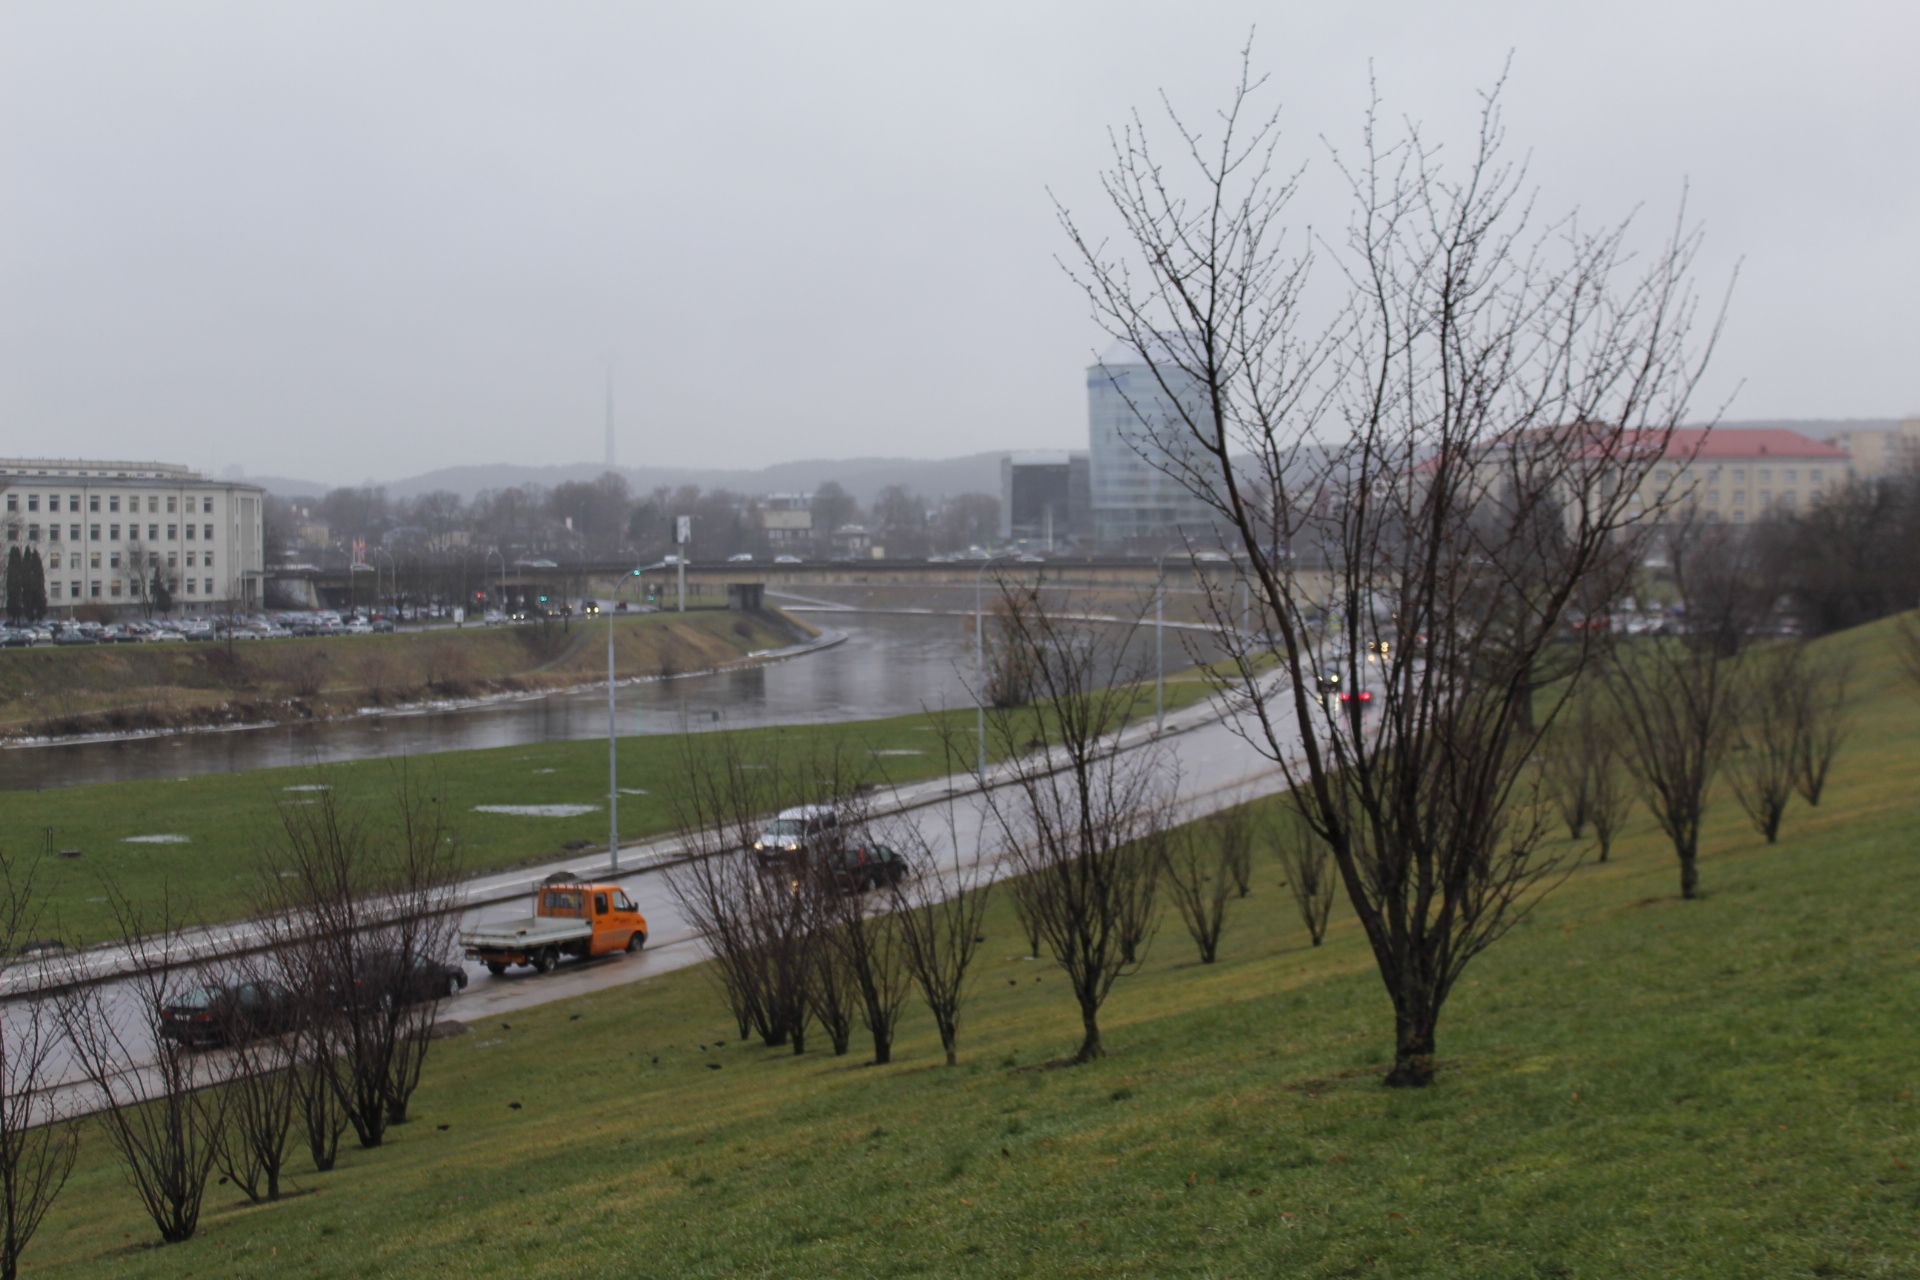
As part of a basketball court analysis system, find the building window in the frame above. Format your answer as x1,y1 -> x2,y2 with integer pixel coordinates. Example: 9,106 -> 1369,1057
4,527 -> 15,544
3,495 -> 13,512
147,496 -> 159,513
47,525 -> 60,542
47,496 -> 60,513
166,496 -> 176,513
167,523 -> 177,540
185,579 -> 196,595
167,552 -> 177,568
1757,468 -> 1772,483
1783,468 -> 1797,483
69,579 -> 79,598
186,551 -> 196,568
110,580 -> 121,598
202,497 -> 213,514
68,524 -> 79,541
89,523 -> 100,541
148,524 -> 158,540
185,525 -> 195,541
69,495 -> 79,510
88,495 -> 99,512
90,581 -> 101,598
47,552 -> 59,569
49,582 -> 60,600
89,551 -> 101,569
26,494 -> 38,512
109,496 -> 120,513
109,523 -> 120,540
203,523 -> 213,539
26,524 -> 38,542
204,551 -> 214,569
109,551 -> 121,569
1732,468 -> 1746,482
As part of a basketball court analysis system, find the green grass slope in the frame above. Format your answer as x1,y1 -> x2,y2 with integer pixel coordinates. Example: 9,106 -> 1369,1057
24,617 -> 1920,1277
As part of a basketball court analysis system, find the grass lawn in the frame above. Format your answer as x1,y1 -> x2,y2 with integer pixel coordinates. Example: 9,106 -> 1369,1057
20,617 -> 1919,1276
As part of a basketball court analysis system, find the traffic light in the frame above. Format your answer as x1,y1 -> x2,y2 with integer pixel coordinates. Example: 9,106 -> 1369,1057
538,593 -> 549,604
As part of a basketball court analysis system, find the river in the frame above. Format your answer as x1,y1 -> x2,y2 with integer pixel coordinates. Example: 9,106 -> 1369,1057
1,611 -> 1222,792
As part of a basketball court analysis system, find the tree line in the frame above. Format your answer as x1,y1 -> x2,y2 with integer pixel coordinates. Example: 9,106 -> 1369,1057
0,776 -> 458,1268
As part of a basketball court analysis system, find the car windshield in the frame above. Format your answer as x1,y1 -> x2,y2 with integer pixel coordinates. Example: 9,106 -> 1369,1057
765,819 -> 805,838
168,987 -> 215,1009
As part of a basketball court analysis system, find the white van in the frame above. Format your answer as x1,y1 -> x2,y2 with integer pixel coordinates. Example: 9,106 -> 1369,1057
751,804 -> 841,869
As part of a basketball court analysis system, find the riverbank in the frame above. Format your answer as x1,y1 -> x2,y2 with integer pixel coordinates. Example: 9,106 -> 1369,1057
0,609 -> 808,743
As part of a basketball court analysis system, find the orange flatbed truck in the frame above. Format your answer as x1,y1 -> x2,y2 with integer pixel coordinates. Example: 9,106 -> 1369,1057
459,874 -> 648,976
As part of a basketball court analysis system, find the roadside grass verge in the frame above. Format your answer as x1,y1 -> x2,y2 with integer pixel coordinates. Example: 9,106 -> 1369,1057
21,617 -> 1920,1276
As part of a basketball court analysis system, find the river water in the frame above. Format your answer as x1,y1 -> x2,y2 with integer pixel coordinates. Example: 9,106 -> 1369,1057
1,611 -> 1221,792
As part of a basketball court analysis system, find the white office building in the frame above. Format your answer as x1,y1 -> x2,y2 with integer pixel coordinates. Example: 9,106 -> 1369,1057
0,458 -> 265,614
1086,338 -> 1229,548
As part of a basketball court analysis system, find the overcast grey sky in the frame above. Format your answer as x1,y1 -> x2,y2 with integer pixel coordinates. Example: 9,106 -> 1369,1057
2,1 -> 1913,485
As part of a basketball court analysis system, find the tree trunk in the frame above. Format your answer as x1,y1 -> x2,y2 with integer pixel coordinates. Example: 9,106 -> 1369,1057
1384,1002 -> 1437,1088
1679,849 -> 1699,900
1073,1005 -> 1104,1064
872,1035 -> 892,1066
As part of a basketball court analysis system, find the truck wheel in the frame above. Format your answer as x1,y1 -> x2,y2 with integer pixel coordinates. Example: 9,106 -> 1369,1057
484,961 -> 507,977
534,948 -> 557,974
445,973 -> 463,998
627,930 -> 647,953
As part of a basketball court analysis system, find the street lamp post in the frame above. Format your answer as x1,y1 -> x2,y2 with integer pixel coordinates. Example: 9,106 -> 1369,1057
374,547 -> 396,621
973,553 -> 1009,780
485,546 -> 506,617
606,561 -> 670,874
1153,544 -> 1189,735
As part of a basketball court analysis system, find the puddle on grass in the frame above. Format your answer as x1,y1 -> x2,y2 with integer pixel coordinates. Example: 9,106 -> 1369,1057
123,834 -> 191,844
472,804 -> 600,818
283,784 -> 332,793
873,749 -> 925,757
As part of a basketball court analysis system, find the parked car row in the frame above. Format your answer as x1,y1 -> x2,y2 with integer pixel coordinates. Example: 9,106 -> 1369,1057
0,610 -> 406,648
156,949 -> 468,1050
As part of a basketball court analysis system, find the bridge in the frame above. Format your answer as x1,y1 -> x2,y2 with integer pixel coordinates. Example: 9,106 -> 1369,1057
271,557 -> 1333,615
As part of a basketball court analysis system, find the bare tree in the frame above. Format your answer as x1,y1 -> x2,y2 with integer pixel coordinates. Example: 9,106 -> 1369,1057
978,587 -> 1164,1063
811,858 -> 910,1066
1899,614 -> 1920,692
1054,47 -> 1721,1083
204,955 -> 300,1202
1277,807 -> 1337,947
887,802 -> 994,1068
55,886 -> 228,1245
0,855 -> 78,1280
256,773 -> 460,1150
1587,735 -> 1632,864
1159,811 -> 1236,963
801,889 -> 856,1057
1790,648 -> 1852,806
1541,696 -> 1631,859
1217,798 -> 1257,898
1606,524 -> 1748,895
1727,645 -> 1802,844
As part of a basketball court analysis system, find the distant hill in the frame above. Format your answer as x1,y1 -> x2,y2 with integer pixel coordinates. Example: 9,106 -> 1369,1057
362,453 -> 1011,505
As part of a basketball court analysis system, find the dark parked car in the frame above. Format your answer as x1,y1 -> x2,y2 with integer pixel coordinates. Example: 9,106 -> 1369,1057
820,844 -> 910,893
158,980 -> 299,1048
338,949 -> 469,1007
